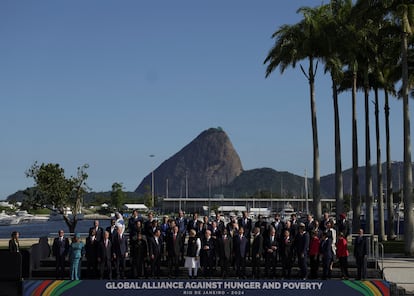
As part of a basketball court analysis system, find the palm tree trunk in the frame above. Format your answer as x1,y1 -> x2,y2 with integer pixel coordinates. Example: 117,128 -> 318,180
332,76 -> 344,220
374,88 -> 385,241
384,91 -> 395,239
364,79 -> 374,235
308,57 -> 321,219
401,30 -> 414,255
352,68 -> 361,233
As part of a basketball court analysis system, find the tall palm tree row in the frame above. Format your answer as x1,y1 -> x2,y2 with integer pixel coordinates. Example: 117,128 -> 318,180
264,0 -> 414,255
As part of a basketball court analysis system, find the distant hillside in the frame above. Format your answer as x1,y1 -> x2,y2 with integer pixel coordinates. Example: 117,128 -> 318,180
220,168 -> 312,198
320,161 -> 412,198
135,127 -> 243,197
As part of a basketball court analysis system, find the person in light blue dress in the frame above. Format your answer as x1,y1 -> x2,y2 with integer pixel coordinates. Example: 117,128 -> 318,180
69,233 -> 85,280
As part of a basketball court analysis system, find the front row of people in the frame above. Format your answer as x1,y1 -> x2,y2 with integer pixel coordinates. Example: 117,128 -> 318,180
50,220 -> 368,280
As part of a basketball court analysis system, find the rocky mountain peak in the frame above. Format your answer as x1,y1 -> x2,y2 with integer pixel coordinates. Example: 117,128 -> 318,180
135,127 -> 243,197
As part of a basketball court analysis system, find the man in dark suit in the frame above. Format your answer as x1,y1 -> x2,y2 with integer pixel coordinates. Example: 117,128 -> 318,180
280,229 -> 294,279
295,223 -> 310,279
112,227 -> 128,279
251,227 -> 263,278
238,212 -> 252,240
354,228 -> 368,280
200,229 -> 215,278
233,227 -> 249,279
166,225 -> 182,278
218,228 -> 233,278
89,220 -> 104,242
85,228 -> 99,278
97,230 -> 113,280
175,210 -> 188,262
320,231 -> 333,279
264,226 -> 278,278
52,229 -> 70,279
106,218 -> 118,241
149,229 -> 163,278
187,212 -> 200,233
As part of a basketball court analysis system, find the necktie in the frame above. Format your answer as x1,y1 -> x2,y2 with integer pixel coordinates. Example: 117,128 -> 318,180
105,240 -> 108,247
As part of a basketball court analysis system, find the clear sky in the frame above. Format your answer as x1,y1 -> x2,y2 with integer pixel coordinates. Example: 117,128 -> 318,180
0,0 -> 408,198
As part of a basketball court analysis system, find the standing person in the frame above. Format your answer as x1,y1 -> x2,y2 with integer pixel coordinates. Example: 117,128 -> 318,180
280,229 -> 294,279
217,228 -> 233,278
237,212 -> 252,241
131,232 -> 148,278
52,229 -> 70,279
251,227 -> 263,279
97,231 -> 113,280
112,227 -> 128,279
336,232 -> 350,279
9,231 -> 20,253
308,230 -> 320,279
200,229 -> 215,278
320,212 -> 330,233
184,229 -> 201,279
233,227 -> 249,279
354,228 -> 368,280
89,220 -> 104,242
85,228 -> 99,278
106,218 -> 118,241
295,223 -> 310,279
149,229 -> 163,278
326,220 -> 337,274
176,210 -> 188,262
337,213 -> 350,238
320,231 -> 333,280
69,233 -> 85,280
264,227 -> 278,278
166,225 -> 182,278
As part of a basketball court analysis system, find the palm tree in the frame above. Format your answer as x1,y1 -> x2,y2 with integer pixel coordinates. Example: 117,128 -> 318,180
264,5 -> 327,219
322,0 -> 353,221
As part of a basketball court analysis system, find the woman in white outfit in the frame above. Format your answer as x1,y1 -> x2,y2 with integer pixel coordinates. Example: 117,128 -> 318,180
184,229 -> 201,279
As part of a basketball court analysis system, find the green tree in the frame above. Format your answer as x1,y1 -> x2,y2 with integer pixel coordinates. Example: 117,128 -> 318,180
111,182 -> 126,211
264,5 -> 327,219
25,162 -> 89,233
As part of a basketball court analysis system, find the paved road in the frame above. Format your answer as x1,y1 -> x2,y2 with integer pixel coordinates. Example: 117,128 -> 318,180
381,256 -> 414,294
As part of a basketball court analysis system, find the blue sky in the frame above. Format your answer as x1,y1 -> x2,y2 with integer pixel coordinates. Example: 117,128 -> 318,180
0,0 -> 408,198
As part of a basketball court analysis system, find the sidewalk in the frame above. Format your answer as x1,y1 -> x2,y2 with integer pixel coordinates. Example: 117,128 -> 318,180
381,256 -> 414,294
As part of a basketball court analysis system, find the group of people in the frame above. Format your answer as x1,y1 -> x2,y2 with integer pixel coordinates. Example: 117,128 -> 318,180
44,209 -> 368,281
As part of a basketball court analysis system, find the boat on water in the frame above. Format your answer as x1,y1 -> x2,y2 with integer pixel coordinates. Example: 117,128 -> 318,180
280,202 -> 296,221
0,210 -> 49,226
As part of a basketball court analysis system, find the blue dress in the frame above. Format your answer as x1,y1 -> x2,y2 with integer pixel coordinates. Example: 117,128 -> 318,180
69,241 -> 85,280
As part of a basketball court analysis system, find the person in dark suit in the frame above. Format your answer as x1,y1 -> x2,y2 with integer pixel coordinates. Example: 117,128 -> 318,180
217,228 -> 233,278
85,228 -> 99,278
295,223 -> 310,279
89,220 -> 104,242
106,218 -> 118,241
130,231 -> 148,278
200,229 -> 215,278
112,227 -> 129,279
238,212 -> 252,239
166,225 -> 182,278
149,229 -> 163,278
97,231 -> 112,280
251,227 -> 263,278
144,212 -> 156,238
354,228 -> 368,280
187,212 -> 201,233
264,227 -> 278,278
280,229 -> 294,279
320,231 -> 333,280
175,210 -> 188,262
8,231 -> 20,253
233,227 -> 249,279
52,229 -> 70,279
